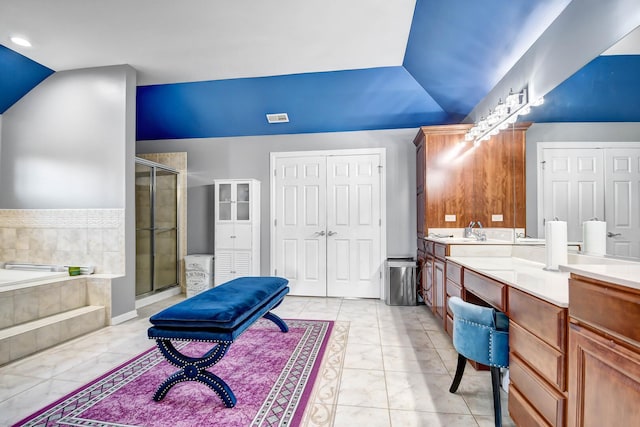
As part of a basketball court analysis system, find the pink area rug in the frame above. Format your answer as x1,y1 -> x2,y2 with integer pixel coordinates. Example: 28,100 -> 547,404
13,319 -> 333,427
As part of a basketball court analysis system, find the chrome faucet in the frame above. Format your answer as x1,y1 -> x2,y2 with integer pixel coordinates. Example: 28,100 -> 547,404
464,221 -> 487,241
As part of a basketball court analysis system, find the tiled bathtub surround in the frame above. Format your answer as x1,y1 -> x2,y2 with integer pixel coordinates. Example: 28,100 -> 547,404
0,209 -> 125,274
0,277 -> 110,365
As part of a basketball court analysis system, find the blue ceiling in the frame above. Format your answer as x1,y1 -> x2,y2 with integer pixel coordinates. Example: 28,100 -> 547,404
1,1 -> 638,140
0,44 -> 53,113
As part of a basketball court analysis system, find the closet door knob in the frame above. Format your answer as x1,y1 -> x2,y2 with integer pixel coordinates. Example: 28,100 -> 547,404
327,231 -> 337,236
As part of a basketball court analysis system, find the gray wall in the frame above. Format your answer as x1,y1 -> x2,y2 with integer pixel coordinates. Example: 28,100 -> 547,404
525,122 -> 640,235
0,65 -> 138,319
137,128 -> 418,273
0,66 -> 133,209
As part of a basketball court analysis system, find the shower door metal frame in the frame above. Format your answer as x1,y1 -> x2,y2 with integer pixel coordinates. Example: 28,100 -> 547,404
135,157 -> 180,296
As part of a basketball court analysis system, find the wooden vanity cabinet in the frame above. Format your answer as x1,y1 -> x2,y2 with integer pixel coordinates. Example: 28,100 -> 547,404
421,240 -> 435,309
567,274 -> 640,427
432,243 -> 448,324
414,124 -> 473,229
416,239 -> 425,301
445,261 -> 463,338
508,287 -> 568,427
413,123 -> 529,231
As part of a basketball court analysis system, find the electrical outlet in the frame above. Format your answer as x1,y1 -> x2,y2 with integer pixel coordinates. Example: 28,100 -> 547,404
492,214 -> 504,222
445,214 -> 456,222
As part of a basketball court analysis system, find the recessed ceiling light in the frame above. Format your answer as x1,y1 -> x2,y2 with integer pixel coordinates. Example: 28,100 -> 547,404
10,36 -> 32,47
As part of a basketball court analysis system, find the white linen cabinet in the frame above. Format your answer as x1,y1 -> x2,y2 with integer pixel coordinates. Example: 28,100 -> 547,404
213,179 -> 261,285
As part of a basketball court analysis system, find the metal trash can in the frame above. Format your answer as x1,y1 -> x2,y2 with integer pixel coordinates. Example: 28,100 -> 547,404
185,254 -> 214,298
385,257 -> 417,306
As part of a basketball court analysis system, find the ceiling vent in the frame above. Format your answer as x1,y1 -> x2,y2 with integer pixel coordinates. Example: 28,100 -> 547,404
266,113 -> 289,124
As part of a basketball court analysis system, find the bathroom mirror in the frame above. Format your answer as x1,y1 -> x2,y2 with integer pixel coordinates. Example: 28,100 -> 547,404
516,25 -> 640,259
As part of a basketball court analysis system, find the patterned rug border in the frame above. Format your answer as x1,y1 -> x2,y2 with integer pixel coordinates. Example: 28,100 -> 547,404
12,319 -> 337,427
299,320 -> 350,427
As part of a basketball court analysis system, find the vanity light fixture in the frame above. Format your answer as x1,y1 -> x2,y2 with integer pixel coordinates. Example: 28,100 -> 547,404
10,36 -> 31,47
465,87 -> 543,145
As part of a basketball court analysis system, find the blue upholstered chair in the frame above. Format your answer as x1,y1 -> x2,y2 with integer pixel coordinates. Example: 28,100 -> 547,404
448,296 -> 509,427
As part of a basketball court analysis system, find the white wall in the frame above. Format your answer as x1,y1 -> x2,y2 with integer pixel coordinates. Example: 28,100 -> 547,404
137,128 -> 418,273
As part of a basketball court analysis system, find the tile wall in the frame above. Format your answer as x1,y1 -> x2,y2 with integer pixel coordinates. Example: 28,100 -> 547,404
0,209 -> 125,274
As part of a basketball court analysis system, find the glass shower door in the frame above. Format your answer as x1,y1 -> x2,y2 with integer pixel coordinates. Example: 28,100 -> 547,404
135,159 -> 178,297
154,169 -> 178,291
135,163 -> 154,296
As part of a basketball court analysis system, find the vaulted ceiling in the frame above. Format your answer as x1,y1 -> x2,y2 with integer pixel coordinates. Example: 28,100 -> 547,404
1,0 -> 638,140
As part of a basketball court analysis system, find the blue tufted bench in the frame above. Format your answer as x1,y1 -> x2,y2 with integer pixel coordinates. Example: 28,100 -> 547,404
148,276 -> 289,407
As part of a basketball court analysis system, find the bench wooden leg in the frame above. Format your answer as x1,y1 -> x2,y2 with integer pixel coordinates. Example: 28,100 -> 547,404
153,339 -> 236,407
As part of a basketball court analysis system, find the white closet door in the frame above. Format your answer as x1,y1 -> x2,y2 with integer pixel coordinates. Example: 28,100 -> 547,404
542,148 -> 604,242
605,148 -> 640,258
274,156 -> 327,296
326,154 -> 381,298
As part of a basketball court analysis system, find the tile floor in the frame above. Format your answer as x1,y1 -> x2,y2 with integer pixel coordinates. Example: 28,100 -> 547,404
0,295 -> 515,427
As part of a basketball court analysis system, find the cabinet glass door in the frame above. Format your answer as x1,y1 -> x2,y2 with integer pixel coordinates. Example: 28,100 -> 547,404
236,182 -> 250,221
218,183 -> 232,221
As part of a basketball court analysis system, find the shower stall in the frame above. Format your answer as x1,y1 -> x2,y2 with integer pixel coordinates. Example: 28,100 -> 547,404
135,158 -> 179,297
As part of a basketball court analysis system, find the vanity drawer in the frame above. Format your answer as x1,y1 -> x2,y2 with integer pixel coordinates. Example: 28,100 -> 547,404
463,269 -> 507,311
434,243 -> 448,260
445,313 -> 454,338
569,275 -> 640,346
509,383 -> 553,427
510,321 -> 566,391
446,261 -> 462,285
510,354 -> 566,427
446,279 -> 462,319
425,240 -> 435,256
509,287 -> 567,351
446,279 -> 462,300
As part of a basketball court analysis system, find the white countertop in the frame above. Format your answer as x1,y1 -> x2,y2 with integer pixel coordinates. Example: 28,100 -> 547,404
447,256 -> 570,307
560,264 -> 640,291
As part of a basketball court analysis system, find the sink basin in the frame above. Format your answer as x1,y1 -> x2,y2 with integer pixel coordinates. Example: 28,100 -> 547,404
432,237 -> 477,243
515,238 -> 546,244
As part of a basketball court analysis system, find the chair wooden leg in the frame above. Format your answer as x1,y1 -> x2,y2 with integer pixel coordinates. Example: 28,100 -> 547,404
490,366 -> 503,427
449,354 -> 467,393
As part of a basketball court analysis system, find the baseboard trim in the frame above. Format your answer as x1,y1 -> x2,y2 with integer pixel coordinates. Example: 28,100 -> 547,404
110,310 -> 138,325
135,286 -> 182,309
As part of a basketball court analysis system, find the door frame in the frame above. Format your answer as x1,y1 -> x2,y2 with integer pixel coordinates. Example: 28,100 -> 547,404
269,148 -> 387,299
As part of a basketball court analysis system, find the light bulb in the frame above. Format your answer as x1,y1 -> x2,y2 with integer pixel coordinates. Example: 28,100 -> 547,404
10,36 -> 31,47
